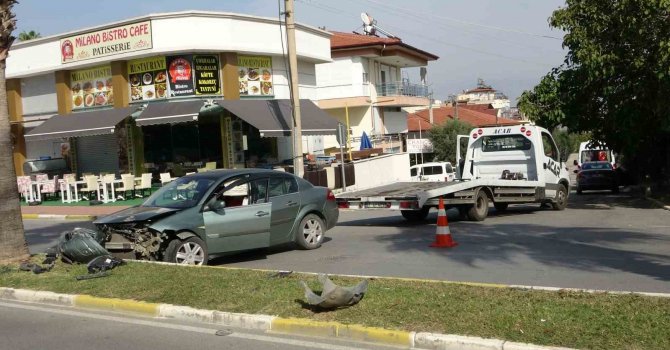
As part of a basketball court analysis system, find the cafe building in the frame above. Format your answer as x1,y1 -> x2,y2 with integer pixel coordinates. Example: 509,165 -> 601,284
8,11 -> 337,177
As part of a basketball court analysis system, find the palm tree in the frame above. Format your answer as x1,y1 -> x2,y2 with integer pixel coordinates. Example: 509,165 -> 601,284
18,30 -> 39,41
0,0 -> 29,263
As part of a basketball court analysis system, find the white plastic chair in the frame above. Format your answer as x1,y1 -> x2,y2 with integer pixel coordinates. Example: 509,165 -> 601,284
135,173 -> 153,197
116,174 -> 136,200
80,175 -> 99,201
160,172 -> 176,185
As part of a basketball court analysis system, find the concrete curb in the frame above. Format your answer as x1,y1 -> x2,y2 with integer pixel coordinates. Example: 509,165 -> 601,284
0,287 -> 573,350
21,214 -> 97,221
644,196 -> 670,211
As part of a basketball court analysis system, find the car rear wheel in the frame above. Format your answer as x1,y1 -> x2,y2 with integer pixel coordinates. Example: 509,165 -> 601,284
401,206 -> 430,222
467,190 -> 489,221
296,214 -> 325,250
164,236 -> 208,265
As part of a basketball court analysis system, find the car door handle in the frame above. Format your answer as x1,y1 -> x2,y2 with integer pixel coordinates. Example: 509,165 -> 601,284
543,163 -> 547,169
255,211 -> 269,217
286,201 -> 298,207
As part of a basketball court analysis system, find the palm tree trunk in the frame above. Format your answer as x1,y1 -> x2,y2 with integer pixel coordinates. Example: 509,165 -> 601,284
0,52 -> 29,262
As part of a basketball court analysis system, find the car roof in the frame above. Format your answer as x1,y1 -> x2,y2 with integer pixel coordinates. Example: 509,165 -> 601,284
182,168 -> 292,180
411,162 -> 451,168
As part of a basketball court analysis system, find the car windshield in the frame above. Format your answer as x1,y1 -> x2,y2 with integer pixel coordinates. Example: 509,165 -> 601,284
582,162 -> 612,170
141,177 -> 215,209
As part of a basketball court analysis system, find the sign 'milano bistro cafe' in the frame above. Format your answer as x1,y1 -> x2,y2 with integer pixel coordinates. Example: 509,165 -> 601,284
60,21 -> 152,63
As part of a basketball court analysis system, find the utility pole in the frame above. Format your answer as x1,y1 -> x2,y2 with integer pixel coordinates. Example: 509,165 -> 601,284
285,0 -> 304,177
428,92 -> 434,124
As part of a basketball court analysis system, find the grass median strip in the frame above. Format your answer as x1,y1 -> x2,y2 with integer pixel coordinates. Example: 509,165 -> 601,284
1,260 -> 668,350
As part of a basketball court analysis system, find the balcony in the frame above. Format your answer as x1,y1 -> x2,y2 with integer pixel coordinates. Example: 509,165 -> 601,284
375,81 -> 429,98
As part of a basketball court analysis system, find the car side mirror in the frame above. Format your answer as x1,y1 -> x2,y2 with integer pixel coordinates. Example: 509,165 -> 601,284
207,199 -> 225,212
573,160 -> 578,166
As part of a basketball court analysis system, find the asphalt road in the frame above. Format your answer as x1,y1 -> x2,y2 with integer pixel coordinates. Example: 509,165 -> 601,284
0,300 -> 394,350
23,191 -> 670,293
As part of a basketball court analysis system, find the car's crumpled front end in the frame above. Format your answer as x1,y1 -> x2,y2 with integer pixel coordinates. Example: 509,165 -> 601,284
93,206 -> 181,260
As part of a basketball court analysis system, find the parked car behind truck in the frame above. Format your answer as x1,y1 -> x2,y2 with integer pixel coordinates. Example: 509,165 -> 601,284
410,162 -> 456,182
93,169 -> 339,265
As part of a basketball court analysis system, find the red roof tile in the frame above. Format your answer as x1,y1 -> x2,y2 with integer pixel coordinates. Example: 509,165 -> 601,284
330,31 -> 401,49
458,104 -> 498,116
407,106 -> 520,131
329,31 -> 439,60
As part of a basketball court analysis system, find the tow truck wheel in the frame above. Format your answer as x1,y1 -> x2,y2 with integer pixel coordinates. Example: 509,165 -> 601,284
401,206 -> 430,222
467,190 -> 489,221
552,184 -> 568,210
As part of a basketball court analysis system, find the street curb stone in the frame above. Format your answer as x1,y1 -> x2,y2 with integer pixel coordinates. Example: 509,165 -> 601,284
0,287 -> 573,350
21,214 -> 97,221
644,196 -> 670,211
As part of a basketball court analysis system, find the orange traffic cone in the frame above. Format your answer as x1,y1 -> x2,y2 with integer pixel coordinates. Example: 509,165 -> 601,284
430,197 -> 458,248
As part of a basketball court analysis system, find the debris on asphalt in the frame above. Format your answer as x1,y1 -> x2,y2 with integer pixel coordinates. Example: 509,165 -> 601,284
300,274 -> 369,309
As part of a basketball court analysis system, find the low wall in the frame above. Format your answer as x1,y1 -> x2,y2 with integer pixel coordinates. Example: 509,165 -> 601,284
342,153 -> 410,191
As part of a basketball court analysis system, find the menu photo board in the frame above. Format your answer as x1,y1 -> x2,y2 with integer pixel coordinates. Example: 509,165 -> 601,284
71,65 -> 113,109
128,56 -> 167,101
167,55 -> 195,97
193,55 -> 221,95
238,55 -> 273,96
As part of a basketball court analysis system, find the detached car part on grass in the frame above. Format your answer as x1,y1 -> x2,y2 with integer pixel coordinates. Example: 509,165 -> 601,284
300,274 -> 369,309
94,169 -> 339,265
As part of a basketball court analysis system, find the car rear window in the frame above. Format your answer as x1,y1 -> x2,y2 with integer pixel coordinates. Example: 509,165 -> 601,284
582,162 -> 612,170
481,135 -> 532,152
423,166 -> 443,175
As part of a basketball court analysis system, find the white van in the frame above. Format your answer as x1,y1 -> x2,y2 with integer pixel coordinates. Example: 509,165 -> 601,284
576,141 -> 616,169
410,162 -> 456,182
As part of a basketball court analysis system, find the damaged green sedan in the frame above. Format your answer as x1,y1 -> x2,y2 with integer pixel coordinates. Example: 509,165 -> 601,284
93,169 -> 339,265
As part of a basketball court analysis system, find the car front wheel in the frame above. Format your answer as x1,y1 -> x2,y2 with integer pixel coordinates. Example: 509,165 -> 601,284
164,236 -> 208,265
296,214 -> 325,250
552,185 -> 568,210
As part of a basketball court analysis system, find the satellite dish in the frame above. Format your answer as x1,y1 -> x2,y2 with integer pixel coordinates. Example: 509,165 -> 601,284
360,12 -> 372,26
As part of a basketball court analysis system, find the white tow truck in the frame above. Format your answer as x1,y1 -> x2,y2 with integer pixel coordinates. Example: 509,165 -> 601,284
336,124 -> 571,221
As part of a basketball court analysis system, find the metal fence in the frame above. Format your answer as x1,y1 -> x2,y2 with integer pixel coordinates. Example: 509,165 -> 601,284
375,82 -> 430,98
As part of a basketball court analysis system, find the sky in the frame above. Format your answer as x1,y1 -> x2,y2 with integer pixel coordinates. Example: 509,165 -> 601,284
13,0 -> 567,105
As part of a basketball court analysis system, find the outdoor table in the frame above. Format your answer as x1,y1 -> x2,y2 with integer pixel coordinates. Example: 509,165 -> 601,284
26,180 -> 50,203
99,178 -> 123,203
59,179 -> 85,203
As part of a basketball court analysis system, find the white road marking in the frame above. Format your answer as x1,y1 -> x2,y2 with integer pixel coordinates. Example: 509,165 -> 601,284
0,301 -> 374,350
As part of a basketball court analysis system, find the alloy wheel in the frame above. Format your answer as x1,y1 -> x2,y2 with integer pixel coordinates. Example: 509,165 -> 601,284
302,218 -> 323,245
175,242 -> 205,265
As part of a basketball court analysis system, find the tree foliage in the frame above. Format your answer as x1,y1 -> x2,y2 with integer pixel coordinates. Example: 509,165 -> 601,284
428,120 -> 474,164
518,0 -> 670,181
17,30 -> 40,41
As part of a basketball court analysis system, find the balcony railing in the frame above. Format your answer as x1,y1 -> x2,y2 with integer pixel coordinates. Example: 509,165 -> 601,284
375,81 -> 430,98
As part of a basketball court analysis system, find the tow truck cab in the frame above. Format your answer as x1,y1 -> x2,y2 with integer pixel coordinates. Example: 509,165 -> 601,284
456,124 -> 570,196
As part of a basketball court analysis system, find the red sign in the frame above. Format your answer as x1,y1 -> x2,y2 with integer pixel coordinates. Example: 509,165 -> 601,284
169,58 -> 192,83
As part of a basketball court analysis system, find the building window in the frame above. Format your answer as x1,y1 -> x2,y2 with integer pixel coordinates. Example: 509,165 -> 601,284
362,72 -> 369,83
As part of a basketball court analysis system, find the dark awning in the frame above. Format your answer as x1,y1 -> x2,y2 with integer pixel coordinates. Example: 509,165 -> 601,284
24,107 -> 137,142
217,99 -> 337,137
134,100 -> 204,126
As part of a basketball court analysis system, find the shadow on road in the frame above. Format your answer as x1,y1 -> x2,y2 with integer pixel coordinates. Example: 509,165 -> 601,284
568,191 -> 657,210
371,222 -> 670,283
